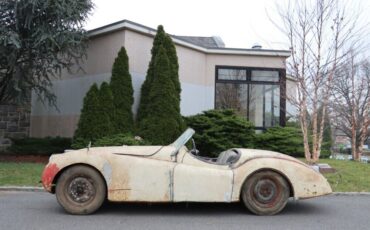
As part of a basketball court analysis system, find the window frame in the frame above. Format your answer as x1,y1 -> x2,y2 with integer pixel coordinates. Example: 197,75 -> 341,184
215,65 -> 286,130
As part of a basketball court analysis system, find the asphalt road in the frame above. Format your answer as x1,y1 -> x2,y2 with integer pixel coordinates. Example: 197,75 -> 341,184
0,191 -> 369,230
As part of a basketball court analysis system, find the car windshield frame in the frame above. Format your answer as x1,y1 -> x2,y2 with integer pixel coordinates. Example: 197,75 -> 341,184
171,128 -> 195,156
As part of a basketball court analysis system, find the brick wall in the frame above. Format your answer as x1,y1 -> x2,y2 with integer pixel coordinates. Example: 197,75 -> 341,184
0,104 -> 30,151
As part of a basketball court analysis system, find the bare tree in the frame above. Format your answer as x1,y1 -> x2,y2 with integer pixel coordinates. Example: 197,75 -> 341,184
331,55 -> 370,161
274,0 -> 362,163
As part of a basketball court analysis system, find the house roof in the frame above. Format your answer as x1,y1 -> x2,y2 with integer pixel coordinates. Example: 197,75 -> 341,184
173,36 -> 225,48
88,19 -> 291,58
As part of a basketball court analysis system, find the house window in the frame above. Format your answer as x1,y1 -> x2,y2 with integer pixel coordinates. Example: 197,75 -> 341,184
218,68 -> 247,81
251,70 -> 279,82
215,66 -> 285,129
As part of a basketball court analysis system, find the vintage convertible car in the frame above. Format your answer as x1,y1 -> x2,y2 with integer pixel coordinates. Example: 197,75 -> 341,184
41,128 -> 332,215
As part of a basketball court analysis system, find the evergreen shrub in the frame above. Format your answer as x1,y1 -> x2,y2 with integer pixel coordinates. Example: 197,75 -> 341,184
184,109 -> 255,157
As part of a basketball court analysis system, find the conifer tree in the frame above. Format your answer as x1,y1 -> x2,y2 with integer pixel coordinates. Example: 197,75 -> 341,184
163,34 -> 181,99
110,47 -> 134,133
137,25 -> 184,142
72,82 -> 116,149
138,46 -> 182,144
72,83 -> 101,148
137,25 -> 167,123
98,82 -> 115,136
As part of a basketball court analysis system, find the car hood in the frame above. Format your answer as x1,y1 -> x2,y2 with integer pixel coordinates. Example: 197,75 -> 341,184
87,146 -> 164,156
51,146 -> 164,159
50,145 -> 177,163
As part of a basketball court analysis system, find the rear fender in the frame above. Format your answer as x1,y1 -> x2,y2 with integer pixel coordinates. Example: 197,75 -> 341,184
232,157 -> 332,200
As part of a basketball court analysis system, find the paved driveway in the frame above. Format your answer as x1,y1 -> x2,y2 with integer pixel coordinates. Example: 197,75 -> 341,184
0,191 -> 369,230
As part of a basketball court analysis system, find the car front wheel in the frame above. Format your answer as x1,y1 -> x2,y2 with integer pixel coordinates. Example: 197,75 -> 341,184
56,165 -> 106,215
241,170 -> 290,215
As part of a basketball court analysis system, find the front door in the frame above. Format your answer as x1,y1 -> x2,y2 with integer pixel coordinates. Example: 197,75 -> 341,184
173,154 -> 233,202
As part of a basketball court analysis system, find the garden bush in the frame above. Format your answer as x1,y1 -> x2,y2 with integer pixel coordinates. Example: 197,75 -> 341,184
71,133 -> 150,149
255,126 -> 304,157
320,141 -> 332,158
94,134 -> 150,147
6,137 -> 71,155
184,109 -> 255,157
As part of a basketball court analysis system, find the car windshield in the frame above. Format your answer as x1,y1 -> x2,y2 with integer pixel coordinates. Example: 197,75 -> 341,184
171,128 -> 195,156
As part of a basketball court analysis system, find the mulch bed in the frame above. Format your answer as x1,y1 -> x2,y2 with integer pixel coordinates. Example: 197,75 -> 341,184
0,154 -> 49,163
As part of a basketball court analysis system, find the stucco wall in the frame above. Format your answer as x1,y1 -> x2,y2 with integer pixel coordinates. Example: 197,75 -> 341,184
30,29 -> 288,137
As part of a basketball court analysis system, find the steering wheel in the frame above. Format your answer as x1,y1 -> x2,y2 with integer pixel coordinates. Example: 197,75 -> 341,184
191,138 -> 200,156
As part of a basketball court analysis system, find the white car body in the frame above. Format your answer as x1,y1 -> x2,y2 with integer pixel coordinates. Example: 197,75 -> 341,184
41,128 -> 332,214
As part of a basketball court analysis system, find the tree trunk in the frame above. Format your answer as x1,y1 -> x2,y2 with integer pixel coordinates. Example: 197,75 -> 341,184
357,101 -> 370,161
299,103 -> 311,163
312,99 -> 318,162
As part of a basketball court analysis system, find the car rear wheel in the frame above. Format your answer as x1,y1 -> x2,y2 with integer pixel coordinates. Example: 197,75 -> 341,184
56,165 -> 106,215
241,170 -> 290,215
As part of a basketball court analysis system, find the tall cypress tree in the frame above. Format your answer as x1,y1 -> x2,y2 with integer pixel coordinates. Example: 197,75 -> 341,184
138,46 -> 182,144
72,82 -> 116,149
163,33 -> 183,131
98,82 -> 115,136
163,34 -> 181,99
110,47 -> 134,133
137,25 -> 184,142
72,83 -> 101,148
137,25 -> 167,123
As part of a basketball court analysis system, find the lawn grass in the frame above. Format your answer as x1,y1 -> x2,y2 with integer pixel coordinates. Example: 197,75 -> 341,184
300,158 -> 370,192
0,162 -> 45,186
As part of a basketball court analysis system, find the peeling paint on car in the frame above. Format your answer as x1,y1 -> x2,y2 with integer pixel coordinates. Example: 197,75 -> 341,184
102,162 -> 112,186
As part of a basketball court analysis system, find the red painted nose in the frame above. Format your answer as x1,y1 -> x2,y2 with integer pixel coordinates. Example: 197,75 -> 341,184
41,163 -> 60,192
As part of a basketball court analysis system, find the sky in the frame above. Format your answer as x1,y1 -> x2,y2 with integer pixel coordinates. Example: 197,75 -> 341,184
85,0 -> 370,52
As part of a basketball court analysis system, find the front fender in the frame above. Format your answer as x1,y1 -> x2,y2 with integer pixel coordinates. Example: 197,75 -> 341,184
231,157 -> 332,201
41,150 -> 112,193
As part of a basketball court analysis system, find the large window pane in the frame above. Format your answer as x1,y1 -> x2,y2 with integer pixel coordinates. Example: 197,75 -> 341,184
248,85 -> 264,127
273,87 -> 280,125
251,70 -> 279,82
215,83 -> 248,116
215,66 -> 282,129
218,68 -> 247,81
248,84 -> 280,128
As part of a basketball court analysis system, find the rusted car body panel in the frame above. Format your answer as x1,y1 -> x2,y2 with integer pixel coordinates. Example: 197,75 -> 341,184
42,130 -> 332,203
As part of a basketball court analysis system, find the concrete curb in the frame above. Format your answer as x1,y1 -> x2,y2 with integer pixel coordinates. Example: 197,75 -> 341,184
0,186 -> 44,192
332,192 -> 370,196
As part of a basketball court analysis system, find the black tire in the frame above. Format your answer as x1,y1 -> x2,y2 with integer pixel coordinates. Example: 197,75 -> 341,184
56,165 -> 106,215
241,171 -> 290,215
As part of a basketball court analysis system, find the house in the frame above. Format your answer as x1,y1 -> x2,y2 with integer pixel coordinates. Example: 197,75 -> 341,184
29,20 -> 291,138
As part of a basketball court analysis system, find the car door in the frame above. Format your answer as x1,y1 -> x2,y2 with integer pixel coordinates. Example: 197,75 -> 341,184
108,154 -> 176,202
173,152 -> 234,202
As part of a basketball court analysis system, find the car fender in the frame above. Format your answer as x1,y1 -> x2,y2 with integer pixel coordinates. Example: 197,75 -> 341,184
231,157 -> 332,201
41,149 -> 112,193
